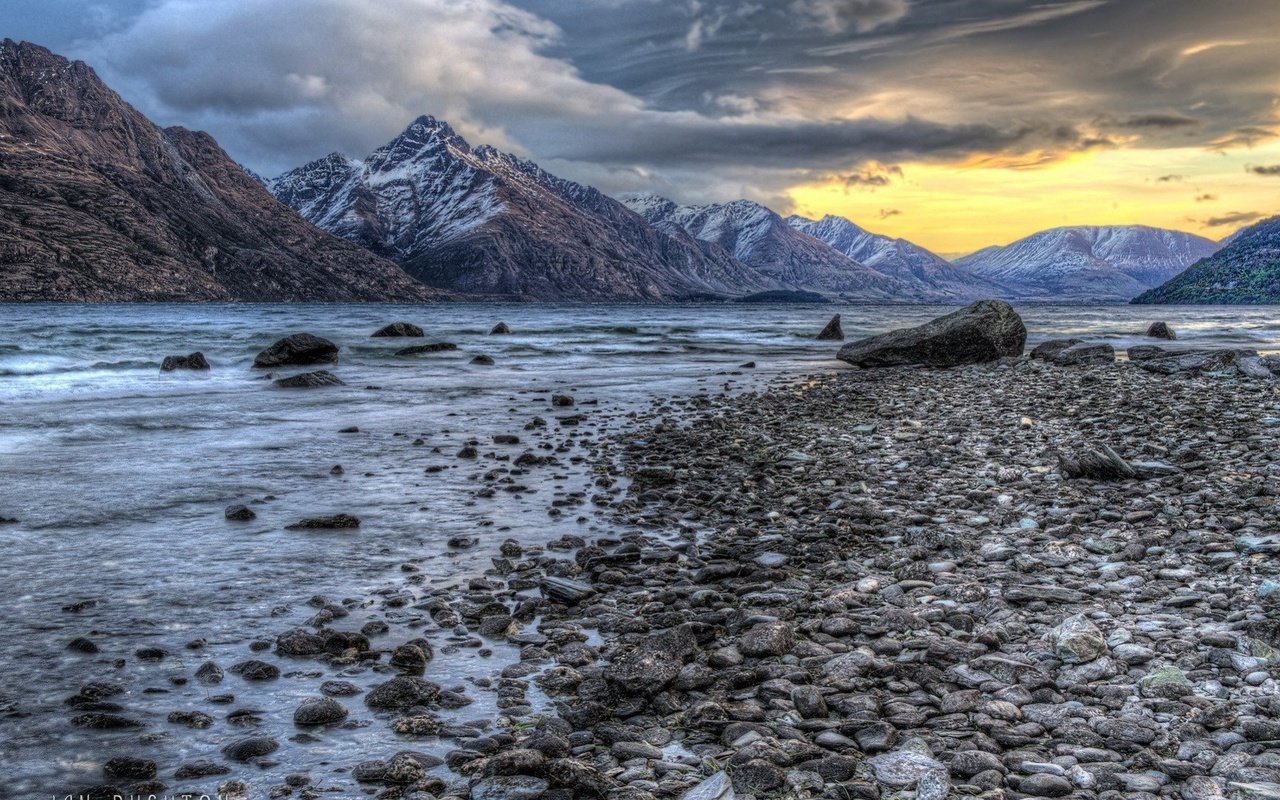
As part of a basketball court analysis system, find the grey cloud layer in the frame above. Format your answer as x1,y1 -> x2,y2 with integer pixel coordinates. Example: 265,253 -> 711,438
12,0 -> 1277,205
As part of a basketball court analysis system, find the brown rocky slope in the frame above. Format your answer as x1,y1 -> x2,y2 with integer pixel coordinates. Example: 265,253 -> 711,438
0,39 -> 438,302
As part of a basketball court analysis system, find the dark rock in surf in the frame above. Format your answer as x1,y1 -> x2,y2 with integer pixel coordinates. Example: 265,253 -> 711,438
161,352 -> 210,372
252,334 -> 339,368
273,370 -> 345,388
816,314 -> 844,341
365,676 -> 441,710
224,504 -> 256,521
285,514 -> 360,530
229,659 -> 280,681
222,735 -> 279,762
372,322 -> 424,338
293,697 -> 348,726
490,322 -> 512,334
838,300 -> 1026,368
396,342 -> 458,356
472,354 -> 495,365
551,394 -> 574,407
104,757 -> 156,780
67,637 -> 99,654
1146,321 -> 1176,340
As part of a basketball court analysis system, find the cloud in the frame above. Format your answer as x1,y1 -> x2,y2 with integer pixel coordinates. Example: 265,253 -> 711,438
1156,174 -> 1185,182
836,161 -> 903,190
878,208 -> 902,219
1248,164 -> 1280,176
1112,114 -> 1200,129
1195,193 -> 1217,202
1203,211 -> 1263,227
789,0 -> 910,34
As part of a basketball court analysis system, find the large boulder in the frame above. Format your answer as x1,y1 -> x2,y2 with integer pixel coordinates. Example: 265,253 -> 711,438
816,314 -> 844,341
837,300 -> 1026,368
253,334 -> 339,368
274,370 -> 345,388
372,322 -> 424,338
1145,321 -> 1176,340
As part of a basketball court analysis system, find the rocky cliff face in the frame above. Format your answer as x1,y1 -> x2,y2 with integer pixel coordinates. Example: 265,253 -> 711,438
0,40 -> 437,302
1132,216 -> 1280,304
272,118 -> 777,301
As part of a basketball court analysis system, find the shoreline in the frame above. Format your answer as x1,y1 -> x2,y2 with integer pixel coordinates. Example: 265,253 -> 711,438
452,355 -> 1280,800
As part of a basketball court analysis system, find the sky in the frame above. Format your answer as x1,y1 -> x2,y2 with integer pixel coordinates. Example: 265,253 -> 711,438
5,0 -> 1280,254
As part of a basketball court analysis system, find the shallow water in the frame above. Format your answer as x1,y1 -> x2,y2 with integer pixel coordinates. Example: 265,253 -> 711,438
0,301 -> 1277,795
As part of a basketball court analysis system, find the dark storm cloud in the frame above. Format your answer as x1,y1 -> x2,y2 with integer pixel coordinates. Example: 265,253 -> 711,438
1249,165 -> 1280,176
1204,211 -> 1264,227
11,0 -> 1280,202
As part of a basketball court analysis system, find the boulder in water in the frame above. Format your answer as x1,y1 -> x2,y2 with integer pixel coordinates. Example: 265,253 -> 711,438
274,370 -> 345,388
471,354 -> 495,365
224,504 -> 256,521
286,513 -> 361,530
253,334 -> 339,368
490,322 -> 512,335
395,343 -> 457,356
837,300 -> 1026,368
816,314 -> 843,341
372,322 -> 424,338
1145,321 -> 1176,340
161,352 -> 211,372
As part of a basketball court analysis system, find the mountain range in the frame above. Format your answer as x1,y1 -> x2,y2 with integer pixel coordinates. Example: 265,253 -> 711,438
1132,216 -> 1280,304
0,39 -> 436,302
0,39 -> 1266,305
954,226 -> 1220,302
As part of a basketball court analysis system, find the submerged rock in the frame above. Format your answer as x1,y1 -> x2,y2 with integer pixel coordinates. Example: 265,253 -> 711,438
224,504 -> 256,521
816,314 -> 843,341
252,334 -> 339,368
161,352 -> 210,372
838,299 -> 1026,368
395,342 -> 457,356
273,370 -> 345,388
490,322 -> 513,335
285,513 -> 360,530
372,322 -> 424,338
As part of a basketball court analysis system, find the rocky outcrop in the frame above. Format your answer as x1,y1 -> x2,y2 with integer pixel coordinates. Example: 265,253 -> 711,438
372,323 -> 424,338
816,314 -> 844,341
0,40 -> 438,302
837,300 -> 1026,368
160,352 -> 210,371
1132,216 -> 1280,304
253,334 -> 339,368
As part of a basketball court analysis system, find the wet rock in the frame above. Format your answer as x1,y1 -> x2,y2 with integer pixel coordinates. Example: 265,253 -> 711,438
173,761 -> 231,779
816,314 -> 843,341
253,334 -> 339,368
1127,344 -> 1166,361
72,713 -> 142,730
229,659 -> 280,681
680,772 -> 734,800
365,676 -> 440,710
490,322 -> 513,335
285,513 -> 360,530
604,627 -> 696,696
396,342 -> 458,356
161,352 -> 210,372
1146,321 -> 1176,339
168,710 -> 214,728
222,736 -> 279,762
472,354 -> 496,365
1031,338 -> 1082,360
293,697 -> 348,726
224,504 -> 256,521
551,394 -> 574,407
194,661 -> 224,684
372,322 -> 424,337
738,621 -> 794,657
471,775 -> 548,800
838,299 -> 1026,367
276,629 -> 327,656
1019,773 -> 1074,796
1047,613 -> 1108,663
1051,342 -> 1116,366
67,637 -> 99,654
103,757 -> 157,780
540,577 -> 596,604
273,370 -> 345,388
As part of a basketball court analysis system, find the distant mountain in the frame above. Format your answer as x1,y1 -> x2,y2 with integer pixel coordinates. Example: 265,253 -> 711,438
1132,216 -> 1280,304
786,214 -> 1008,300
955,225 -> 1219,301
0,39 -> 436,302
624,196 -> 920,299
272,118 -> 775,301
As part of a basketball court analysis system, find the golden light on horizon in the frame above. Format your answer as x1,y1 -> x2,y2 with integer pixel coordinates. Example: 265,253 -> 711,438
786,139 -> 1280,255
